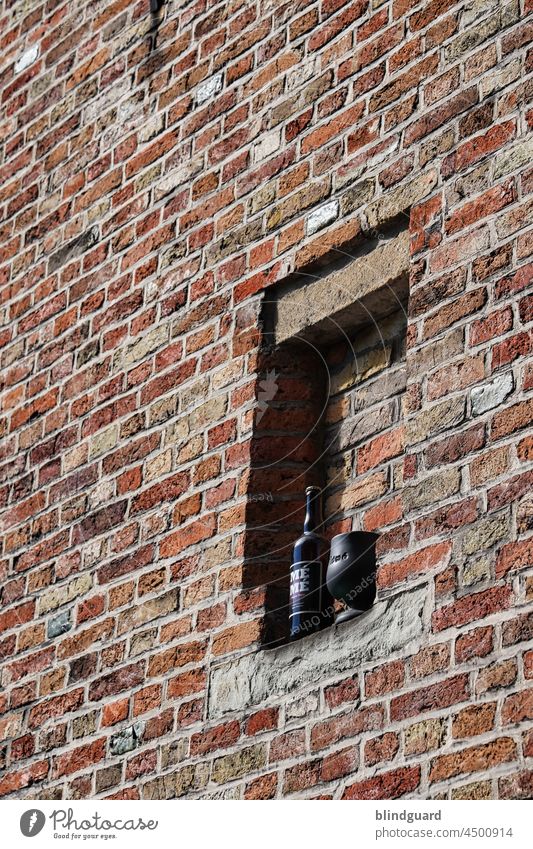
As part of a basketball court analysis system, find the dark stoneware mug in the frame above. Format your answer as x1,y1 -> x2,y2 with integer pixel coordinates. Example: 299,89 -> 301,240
326,531 -> 379,624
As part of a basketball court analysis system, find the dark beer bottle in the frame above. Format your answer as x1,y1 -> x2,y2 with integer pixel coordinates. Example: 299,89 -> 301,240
289,486 -> 331,640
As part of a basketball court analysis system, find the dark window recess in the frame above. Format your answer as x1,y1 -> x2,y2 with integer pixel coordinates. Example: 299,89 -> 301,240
245,227 -> 409,647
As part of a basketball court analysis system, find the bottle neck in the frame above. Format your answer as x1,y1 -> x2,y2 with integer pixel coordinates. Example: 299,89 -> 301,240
303,487 -> 322,534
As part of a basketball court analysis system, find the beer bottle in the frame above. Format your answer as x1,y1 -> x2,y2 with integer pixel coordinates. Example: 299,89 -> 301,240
289,486 -> 331,640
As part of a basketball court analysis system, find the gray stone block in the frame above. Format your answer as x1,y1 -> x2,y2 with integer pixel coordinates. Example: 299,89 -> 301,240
47,610 -> 72,640
49,226 -> 99,273
208,585 -> 427,719
110,721 -> 145,756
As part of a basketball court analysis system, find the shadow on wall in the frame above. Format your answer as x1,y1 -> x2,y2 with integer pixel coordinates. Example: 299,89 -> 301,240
242,335 -> 328,647
242,314 -> 408,646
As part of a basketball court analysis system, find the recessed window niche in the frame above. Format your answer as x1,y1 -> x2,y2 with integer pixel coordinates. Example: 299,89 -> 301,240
244,222 -> 410,648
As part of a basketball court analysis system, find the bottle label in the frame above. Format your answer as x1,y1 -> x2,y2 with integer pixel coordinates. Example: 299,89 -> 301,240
289,560 -> 322,618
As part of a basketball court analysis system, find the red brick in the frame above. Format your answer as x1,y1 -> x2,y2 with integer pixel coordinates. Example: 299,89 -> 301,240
406,87 -> 478,146
160,515 -> 216,558
212,620 -> 262,655
126,749 -> 157,781
470,307 -> 513,346
6,646 -> 54,685
452,703 -> 497,738
357,426 -> 404,473
488,470 -> 533,512
502,613 -> 533,646
495,263 -> 533,299
502,690 -> 533,726
28,688 -> 84,729
427,355 -> 485,400
423,288 -> 487,339
364,732 -> 399,766
283,759 -> 321,794
321,745 -> 359,781
410,0 -> 456,30
455,626 -> 493,663
415,498 -> 478,539
167,669 -> 206,700
492,331 -> 532,369
432,586 -> 512,632
499,770 -> 533,800
390,674 -> 470,721
0,759 -> 49,797
246,708 -> 279,736
311,706 -> 384,752
53,738 -> 106,778
270,730 -> 306,762
409,643 -> 450,679
378,541 -> 451,588
0,600 -> 35,634
301,102 -> 366,155
365,661 -> 405,697
476,660 -> 517,695
89,662 -> 144,702
190,720 -> 240,755
448,121 -> 516,174
102,699 -> 129,727
244,772 -> 278,799
324,676 -> 360,709
429,738 -> 516,784
496,538 -> 533,579
492,398 -> 533,441
343,765 -> 420,799
133,684 -> 162,717
0,0 -> 530,804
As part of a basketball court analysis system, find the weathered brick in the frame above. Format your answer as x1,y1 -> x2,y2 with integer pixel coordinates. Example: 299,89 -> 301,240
501,690 -> 533,726
378,542 -> 451,588
343,766 -> 420,799
211,745 -> 267,784
365,662 -> 405,697
311,706 -> 384,752
429,738 -> 517,784
433,586 -> 512,632
452,703 -> 497,738
53,738 -> 106,779
476,660 -> 518,695
390,674 -> 470,721
404,718 -> 446,756
455,626 -> 493,663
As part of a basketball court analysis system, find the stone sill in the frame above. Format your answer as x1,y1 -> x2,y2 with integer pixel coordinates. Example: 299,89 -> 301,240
208,584 -> 427,720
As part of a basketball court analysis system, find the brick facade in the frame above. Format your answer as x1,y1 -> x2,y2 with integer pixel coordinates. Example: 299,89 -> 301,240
0,0 -> 532,800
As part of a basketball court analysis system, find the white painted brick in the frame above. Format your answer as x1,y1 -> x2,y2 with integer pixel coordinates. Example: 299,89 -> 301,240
307,199 -> 339,235
471,372 -> 514,415
15,44 -> 39,73
253,130 -> 281,163
196,73 -> 223,105
287,55 -> 319,91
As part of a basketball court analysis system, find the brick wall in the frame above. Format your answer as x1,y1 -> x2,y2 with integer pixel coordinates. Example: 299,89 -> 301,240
0,0 -> 532,800
324,306 -> 407,537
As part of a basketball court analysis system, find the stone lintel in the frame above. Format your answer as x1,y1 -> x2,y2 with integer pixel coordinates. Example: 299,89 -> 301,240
267,228 -> 409,347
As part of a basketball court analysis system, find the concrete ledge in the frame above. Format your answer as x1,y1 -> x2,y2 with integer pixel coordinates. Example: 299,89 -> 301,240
208,584 -> 427,720
267,228 -> 409,346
